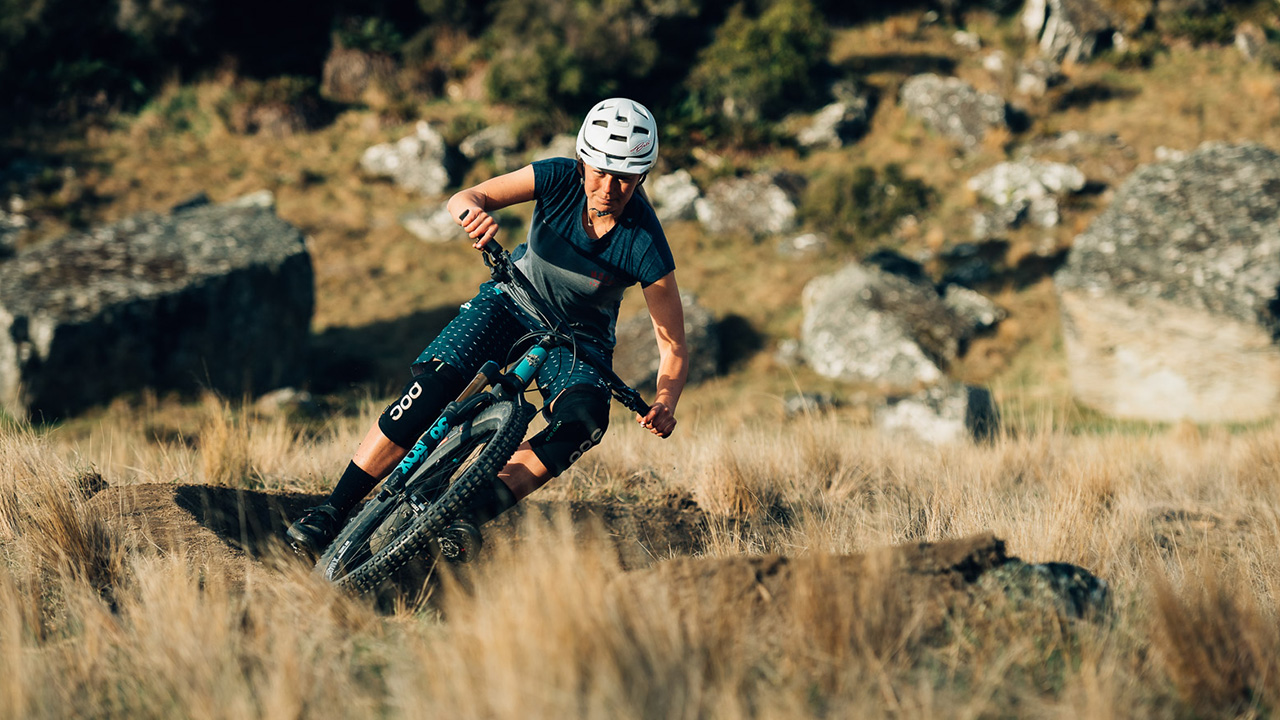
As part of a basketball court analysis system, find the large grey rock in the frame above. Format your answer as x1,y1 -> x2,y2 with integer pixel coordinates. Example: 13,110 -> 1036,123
459,125 -> 519,172
695,174 -> 799,237
900,74 -> 1007,151
402,203 -> 464,243
1054,142 -> 1280,422
795,98 -> 871,150
1015,58 -> 1065,97
1235,22 -> 1268,63
0,199 -> 314,420
875,381 -> 1000,445
531,134 -> 578,162
967,159 -> 1085,238
1022,0 -> 1122,64
943,285 -> 1007,332
459,125 -> 517,160
611,292 -> 718,389
359,121 -> 452,196
801,263 -> 970,392
649,170 -> 701,223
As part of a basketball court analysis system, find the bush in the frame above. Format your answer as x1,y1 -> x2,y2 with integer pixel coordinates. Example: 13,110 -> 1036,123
684,0 -> 831,124
483,0 -> 698,135
1162,12 -> 1236,45
802,164 -> 935,248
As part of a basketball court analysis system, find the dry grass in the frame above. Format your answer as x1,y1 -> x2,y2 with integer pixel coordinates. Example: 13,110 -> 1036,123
6,402 -> 1280,717
5,9 -> 1280,718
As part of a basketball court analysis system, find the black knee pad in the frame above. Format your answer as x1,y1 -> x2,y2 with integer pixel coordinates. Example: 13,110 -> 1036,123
377,360 -> 466,448
528,385 -> 611,477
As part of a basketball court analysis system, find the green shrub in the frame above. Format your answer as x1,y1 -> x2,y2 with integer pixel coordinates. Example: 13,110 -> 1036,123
802,164 -> 935,248
1162,12 -> 1236,45
333,16 -> 403,55
684,0 -> 830,123
483,0 -> 697,134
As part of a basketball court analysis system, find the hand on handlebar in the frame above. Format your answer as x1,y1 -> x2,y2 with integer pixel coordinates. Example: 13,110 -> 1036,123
637,402 -> 677,439
457,208 -> 501,251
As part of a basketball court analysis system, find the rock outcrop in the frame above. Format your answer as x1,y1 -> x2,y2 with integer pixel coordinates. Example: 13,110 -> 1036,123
612,293 -> 718,389
795,97 -> 871,150
648,170 -> 701,223
900,74 -> 1007,151
359,121 -> 453,196
1054,142 -> 1280,422
800,263 -> 974,392
402,202 -> 464,243
874,380 -> 1000,445
967,159 -> 1086,239
1022,0 -> 1125,65
695,174 -> 800,238
0,196 -> 314,419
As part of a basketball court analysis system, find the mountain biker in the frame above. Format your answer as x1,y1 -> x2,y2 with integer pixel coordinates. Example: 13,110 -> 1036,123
288,97 -> 688,557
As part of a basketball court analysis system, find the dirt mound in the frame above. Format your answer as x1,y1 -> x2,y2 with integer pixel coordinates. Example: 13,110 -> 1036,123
614,534 -> 1108,645
88,483 -> 709,577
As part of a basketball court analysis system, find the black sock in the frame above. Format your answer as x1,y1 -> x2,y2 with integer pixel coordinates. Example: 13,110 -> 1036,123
327,461 -> 379,517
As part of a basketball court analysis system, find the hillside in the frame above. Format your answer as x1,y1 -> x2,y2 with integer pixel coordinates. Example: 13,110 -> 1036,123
3,3 -> 1280,717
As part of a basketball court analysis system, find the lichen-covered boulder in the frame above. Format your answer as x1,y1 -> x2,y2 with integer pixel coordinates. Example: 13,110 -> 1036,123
612,292 -> 718,389
800,263 -> 971,392
1022,0 -> 1127,64
1054,142 -> 1280,422
900,74 -> 1007,151
695,173 -> 799,237
359,121 -> 453,196
402,203 -> 464,243
874,380 -> 1000,445
0,196 -> 314,419
649,170 -> 701,223
795,98 -> 871,150
967,159 -> 1086,238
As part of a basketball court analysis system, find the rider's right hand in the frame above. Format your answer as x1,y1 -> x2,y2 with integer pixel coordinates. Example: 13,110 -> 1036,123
457,207 -> 500,250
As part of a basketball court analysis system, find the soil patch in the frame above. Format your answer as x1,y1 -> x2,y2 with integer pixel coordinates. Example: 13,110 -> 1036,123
88,483 -> 709,577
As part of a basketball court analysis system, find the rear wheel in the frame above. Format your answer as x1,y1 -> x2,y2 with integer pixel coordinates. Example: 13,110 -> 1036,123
316,399 -> 532,592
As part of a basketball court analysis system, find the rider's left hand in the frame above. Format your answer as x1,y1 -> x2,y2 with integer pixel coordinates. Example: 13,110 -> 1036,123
638,402 -> 676,438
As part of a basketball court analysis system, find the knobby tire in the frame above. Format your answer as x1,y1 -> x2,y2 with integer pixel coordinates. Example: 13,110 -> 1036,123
316,399 -> 533,593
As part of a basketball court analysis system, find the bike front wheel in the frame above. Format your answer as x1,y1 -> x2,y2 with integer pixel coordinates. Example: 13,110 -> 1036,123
317,398 -> 533,592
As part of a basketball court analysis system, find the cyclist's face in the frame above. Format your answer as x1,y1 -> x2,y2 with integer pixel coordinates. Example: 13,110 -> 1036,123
582,164 -> 643,216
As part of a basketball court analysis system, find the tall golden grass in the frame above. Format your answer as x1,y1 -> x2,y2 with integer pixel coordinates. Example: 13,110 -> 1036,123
3,400 -> 1280,718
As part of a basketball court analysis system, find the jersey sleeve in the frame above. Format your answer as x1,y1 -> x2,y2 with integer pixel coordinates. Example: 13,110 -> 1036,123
532,157 -> 577,200
637,226 -> 676,287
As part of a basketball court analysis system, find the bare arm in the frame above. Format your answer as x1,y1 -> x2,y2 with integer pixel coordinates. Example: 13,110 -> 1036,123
638,271 -> 688,438
446,165 -> 537,248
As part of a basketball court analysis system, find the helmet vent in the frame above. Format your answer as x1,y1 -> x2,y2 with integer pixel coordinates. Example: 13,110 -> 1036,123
609,134 -> 627,142
592,120 -> 609,127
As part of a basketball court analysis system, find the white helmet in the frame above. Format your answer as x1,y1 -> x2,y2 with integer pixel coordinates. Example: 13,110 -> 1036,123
575,97 -> 659,175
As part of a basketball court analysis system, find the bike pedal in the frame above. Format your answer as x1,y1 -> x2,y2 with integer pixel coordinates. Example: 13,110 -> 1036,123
436,520 -> 483,564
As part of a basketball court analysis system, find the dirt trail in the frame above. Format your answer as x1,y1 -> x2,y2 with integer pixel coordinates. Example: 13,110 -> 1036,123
87,485 -> 1107,623
88,483 -> 708,578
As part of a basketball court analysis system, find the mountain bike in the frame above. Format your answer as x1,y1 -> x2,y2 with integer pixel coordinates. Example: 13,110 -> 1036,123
316,238 -> 651,593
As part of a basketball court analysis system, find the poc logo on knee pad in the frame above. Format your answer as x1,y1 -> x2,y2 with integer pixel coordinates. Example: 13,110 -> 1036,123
568,428 -> 606,464
389,382 -> 423,421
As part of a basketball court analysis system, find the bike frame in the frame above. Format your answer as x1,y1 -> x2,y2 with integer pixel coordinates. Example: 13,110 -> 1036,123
378,240 -> 649,500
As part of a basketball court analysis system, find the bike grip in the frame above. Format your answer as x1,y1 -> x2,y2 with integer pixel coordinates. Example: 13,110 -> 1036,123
458,208 -> 504,255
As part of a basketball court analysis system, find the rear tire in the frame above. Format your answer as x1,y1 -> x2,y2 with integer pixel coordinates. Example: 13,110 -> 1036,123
317,399 -> 532,592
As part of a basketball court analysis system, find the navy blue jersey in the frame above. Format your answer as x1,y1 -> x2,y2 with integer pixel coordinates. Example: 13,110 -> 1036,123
505,157 -> 675,349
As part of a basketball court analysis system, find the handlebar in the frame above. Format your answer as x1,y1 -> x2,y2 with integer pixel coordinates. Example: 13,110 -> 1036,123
457,209 -> 652,418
